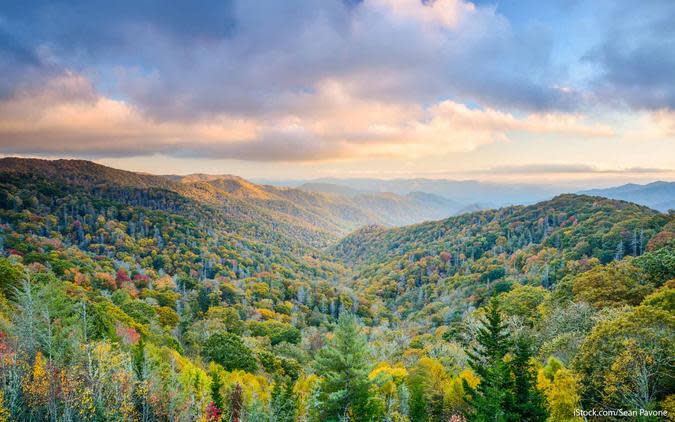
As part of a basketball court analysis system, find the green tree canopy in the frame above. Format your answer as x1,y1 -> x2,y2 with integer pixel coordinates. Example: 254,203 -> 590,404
203,332 -> 258,373
314,313 -> 382,421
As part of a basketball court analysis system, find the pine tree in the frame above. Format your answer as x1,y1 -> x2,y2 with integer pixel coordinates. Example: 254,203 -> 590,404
270,377 -> 297,422
314,314 -> 381,421
464,297 -> 513,422
210,369 -> 224,413
507,336 -> 548,421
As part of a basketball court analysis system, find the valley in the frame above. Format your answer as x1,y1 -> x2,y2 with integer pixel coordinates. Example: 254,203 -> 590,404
0,158 -> 673,421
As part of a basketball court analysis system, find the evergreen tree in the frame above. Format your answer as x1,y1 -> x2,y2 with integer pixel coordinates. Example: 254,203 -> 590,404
210,369 -> 224,413
464,297 -> 513,422
507,336 -> 548,421
270,377 -> 297,422
427,391 -> 446,422
314,314 -> 381,421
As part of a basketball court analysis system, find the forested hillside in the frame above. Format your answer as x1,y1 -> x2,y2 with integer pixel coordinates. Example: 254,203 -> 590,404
0,159 -> 673,421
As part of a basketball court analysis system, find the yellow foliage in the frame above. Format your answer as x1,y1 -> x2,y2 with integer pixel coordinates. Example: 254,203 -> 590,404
294,373 -> 321,420
0,390 -> 9,422
370,362 -> 408,396
294,373 -> 320,398
537,360 -> 583,422
24,351 -> 50,407
257,308 -> 278,321
210,363 -> 271,407
458,369 -> 479,389
369,362 -> 408,383
154,274 -> 177,290
662,394 -> 675,422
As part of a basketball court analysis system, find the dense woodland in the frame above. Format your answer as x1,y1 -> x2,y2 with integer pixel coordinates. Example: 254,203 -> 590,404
0,158 -> 673,421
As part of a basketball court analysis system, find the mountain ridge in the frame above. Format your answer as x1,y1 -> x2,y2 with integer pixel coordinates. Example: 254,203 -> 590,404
579,181 -> 675,212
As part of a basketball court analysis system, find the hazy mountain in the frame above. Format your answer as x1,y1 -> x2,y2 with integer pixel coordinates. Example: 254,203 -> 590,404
297,182 -> 366,197
580,181 -> 675,212
269,177 -> 566,207
298,183 -> 464,224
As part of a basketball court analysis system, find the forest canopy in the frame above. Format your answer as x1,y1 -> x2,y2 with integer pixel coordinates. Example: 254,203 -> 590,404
0,159 -> 673,421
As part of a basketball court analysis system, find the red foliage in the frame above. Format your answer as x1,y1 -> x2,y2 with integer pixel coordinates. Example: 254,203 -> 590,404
205,401 -> 222,422
116,268 -> 131,284
115,324 -> 140,345
647,231 -> 675,252
133,272 -> 150,288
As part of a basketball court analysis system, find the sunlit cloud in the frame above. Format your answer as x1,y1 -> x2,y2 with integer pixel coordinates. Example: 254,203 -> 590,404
0,73 -> 618,162
0,0 -> 673,178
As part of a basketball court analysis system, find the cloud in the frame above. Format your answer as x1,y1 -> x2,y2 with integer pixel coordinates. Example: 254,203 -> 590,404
484,164 -> 673,175
0,0 -> 583,120
585,0 -> 675,109
0,0 -> 673,165
0,73 -> 614,161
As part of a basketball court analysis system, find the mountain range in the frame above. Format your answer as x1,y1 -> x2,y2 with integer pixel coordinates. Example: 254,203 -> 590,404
580,181 -> 675,212
265,177 -> 566,208
0,157 -> 673,420
268,176 -> 675,215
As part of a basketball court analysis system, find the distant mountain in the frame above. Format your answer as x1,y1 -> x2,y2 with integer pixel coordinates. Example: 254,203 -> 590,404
298,183 -> 464,224
454,203 -> 488,215
297,182 -> 365,197
350,191 -> 463,226
274,177 -> 566,207
580,181 -> 675,212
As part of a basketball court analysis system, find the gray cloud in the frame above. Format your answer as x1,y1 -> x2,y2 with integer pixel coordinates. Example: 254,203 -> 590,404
0,0 -> 584,120
585,0 -> 675,109
2,0 -> 673,121
0,0 -> 673,163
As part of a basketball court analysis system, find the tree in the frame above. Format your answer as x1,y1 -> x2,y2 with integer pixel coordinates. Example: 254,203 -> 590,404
407,357 -> 450,422
0,258 -> 24,300
206,306 -> 245,335
499,284 -> 549,326
573,305 -> 674,410
464,298 -> 513,422
572,260 -> 653,308
508,337 -> 548,421
537,358 -> 582,422
229,383 -> 243,422
203,332 -> 257,373
270,377 -> 297,422
314,314 -> 381,421
635,247 -> 675,286
210,368 -> 224,413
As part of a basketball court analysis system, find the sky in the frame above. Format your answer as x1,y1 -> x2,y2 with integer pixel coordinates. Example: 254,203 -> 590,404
0,0 -> 674,185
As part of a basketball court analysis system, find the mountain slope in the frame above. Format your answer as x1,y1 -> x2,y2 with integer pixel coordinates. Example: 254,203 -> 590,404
332,194 -> 671,324
0,157 -> 342,247
580,181 -> 675,211
0,159 -> 405,246
1,159 -> 674,421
